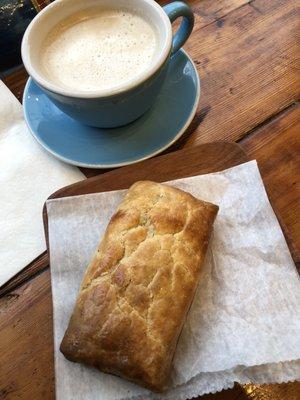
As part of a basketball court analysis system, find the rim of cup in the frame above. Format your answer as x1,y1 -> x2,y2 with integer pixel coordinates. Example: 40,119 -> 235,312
21,0 -> 172,99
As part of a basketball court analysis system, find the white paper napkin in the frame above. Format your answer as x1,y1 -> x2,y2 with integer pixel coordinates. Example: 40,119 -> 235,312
0,81 -> 84,286
46,161 -> 300,400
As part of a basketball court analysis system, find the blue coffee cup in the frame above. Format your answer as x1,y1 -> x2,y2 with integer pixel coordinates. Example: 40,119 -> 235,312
22,0 -> 194,128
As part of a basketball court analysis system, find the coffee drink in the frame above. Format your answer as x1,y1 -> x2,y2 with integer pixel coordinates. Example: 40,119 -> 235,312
40,8 -> 157,92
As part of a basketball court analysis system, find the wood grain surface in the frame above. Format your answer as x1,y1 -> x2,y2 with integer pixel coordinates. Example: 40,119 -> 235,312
241,103 -> 300,268
182,0 -> 299,146
0,252 -> 48,297
0,270 -> 54,400
48,141 -> 248,197
1,0 -> 299,399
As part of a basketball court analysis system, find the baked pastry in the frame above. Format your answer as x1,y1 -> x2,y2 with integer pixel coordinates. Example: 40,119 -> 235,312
60,181 -> 218,392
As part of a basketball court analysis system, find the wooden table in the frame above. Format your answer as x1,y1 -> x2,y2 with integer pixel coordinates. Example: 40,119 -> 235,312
0,1 -> 299,399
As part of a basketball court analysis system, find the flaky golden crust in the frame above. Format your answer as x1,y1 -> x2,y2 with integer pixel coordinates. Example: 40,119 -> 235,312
60,181 -> 218,392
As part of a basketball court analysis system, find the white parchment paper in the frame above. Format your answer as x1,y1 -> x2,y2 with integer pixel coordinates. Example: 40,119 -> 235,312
47,161 -> 300,400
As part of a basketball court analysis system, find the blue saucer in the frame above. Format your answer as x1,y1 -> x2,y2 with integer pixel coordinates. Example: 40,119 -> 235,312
23,50 -> 200,168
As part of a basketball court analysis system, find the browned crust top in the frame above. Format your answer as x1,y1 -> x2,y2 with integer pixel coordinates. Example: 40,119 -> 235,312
60,181 -> 218,391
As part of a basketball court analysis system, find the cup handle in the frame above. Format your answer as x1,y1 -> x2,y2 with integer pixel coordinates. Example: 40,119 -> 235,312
163,1 -> 194,55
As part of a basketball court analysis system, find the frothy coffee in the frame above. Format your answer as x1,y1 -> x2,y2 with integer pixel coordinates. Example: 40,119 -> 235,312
40,8 -> 157,92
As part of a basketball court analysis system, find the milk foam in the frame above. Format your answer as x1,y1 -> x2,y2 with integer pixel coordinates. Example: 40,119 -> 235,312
40,8 -> 157,91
